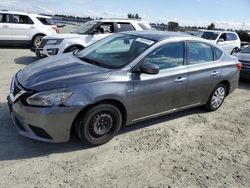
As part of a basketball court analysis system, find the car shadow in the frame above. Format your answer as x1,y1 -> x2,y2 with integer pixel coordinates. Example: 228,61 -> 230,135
0,101 -> 205,161
14,56 -> 39,65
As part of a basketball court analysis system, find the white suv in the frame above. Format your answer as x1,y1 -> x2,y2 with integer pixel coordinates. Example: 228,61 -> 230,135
35,19 -> 153,57
197,30 -> 241,55
0,10 -> 58,48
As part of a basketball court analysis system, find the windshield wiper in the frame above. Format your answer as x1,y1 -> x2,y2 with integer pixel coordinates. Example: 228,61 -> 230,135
78,56 -> 101,67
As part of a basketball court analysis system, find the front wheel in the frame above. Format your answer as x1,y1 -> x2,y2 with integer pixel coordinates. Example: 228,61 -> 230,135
67,46 -> 84,54
231,48 -> 239,55
205,84 -> 227,111
75,104 -> 122,146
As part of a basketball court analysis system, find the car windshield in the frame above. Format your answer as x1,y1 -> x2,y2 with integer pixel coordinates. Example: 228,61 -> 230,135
198,31 -> 219,40
76,33 -> 155,69
241,46 -> 250,54
72,21 -> 98,34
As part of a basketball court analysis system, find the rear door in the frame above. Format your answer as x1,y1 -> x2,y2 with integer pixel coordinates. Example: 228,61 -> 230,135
131,42 -> 189,121
226,33 -> 239,53
186,41 -> 222,105
9,14 -> 34,42
114,22 -> 135,32
0,13 -> 12,41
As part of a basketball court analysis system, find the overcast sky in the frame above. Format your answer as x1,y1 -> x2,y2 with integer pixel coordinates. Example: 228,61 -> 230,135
1,0 -> 250,29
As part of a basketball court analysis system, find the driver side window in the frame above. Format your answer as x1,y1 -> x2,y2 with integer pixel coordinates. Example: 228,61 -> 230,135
143,42 -> 184,70
95,23 -> 114,34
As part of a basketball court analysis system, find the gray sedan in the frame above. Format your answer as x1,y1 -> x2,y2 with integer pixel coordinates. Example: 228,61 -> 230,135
7,31 -> 240,146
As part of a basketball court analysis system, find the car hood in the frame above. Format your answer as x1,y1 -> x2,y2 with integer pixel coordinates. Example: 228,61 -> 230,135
44,33 -> 81,40
17,54 -> 112,91
237,53 -> 250,62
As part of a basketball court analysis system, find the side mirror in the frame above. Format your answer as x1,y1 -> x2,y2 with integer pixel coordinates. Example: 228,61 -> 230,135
90,28 -> 99,35
217,38 -> 224,44
140,63 -> 159,75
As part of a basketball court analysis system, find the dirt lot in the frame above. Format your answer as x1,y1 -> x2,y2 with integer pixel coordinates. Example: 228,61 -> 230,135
0,47 -> 249,188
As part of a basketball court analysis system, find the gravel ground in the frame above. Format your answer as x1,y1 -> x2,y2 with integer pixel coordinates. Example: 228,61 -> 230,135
0,45 -> 249,188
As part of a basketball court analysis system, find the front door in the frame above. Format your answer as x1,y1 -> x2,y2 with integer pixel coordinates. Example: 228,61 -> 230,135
0,13 -> 12,42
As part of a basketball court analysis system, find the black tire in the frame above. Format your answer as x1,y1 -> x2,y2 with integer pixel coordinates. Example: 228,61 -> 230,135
205,84 -> 227,111
231,48 -> 239,55
67,46 -> 83,54
75,104 -> 122,146
32,35 -> 44,49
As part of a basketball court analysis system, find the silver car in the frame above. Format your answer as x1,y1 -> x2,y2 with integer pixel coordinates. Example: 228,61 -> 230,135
7,31 -> 240,146
237,45 -> 250,80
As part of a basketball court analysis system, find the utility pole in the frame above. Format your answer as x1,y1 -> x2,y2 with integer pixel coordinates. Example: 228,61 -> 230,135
241,22 -> 245,30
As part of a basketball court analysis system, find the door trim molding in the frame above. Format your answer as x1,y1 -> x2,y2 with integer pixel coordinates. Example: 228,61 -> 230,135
132,102 -> 201,122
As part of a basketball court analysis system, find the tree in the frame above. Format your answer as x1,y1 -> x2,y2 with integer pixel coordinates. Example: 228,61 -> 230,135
237,30 -> 250,42
207,23 -> 215,30
168,21 -> 179,31
127,13 -> 141,19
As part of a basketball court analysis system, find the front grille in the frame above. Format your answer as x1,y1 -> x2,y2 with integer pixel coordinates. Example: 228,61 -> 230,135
239,60 -> 250,70
38,39 -> 48,48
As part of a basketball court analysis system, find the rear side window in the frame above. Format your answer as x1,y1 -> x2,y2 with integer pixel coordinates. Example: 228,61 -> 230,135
226,33 -> 238,41
0,13 -> 11,23
144,42 -> 184,70
187,42 -> 213,64
12,14 -> 34,24
37,17 -> 53,25
213,47 -> 223,60
138,23 -> 152,30
117,23 -> 135,32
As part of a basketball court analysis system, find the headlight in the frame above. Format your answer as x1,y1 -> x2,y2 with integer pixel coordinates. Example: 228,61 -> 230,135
46,39 -> 63,45
26,89 -> 72,107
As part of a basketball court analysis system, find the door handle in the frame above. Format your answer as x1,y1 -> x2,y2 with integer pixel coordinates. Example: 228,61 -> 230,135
2,25 -> 9,28
174,77 -> 186,83
211,71 -> 220,76
30,26 -> 35,29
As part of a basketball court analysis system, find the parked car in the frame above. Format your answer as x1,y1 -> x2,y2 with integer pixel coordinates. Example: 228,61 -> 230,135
237,45 -> 250,80
197,30 -> 241,55
241,41 -> 250,48
0,10 -> 58,48
35,19 -> 153,57
8,31 -> 240,146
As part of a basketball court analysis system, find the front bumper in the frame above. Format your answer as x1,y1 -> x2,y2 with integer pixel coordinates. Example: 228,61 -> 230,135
7,96 -> 82,143
240,70 -> 250,80
36,47 -> 58,57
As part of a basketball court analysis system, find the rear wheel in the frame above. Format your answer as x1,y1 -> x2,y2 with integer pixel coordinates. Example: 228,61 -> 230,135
32,35 -> 44,49
75,104 -> 122,146
205,84 -> 227,111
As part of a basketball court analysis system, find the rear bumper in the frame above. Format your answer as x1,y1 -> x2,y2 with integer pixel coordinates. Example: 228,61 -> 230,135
7,96 -> 82,143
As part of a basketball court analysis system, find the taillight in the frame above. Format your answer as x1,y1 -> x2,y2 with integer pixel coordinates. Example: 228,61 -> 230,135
52,26 -> 59,33
236,61 -> 241,71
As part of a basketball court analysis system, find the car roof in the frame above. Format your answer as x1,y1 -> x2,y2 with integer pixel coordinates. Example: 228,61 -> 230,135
0,10 -> 51,18
95,19 -> 148,23
198,29 -> 236,34
121,30 -> 193,42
